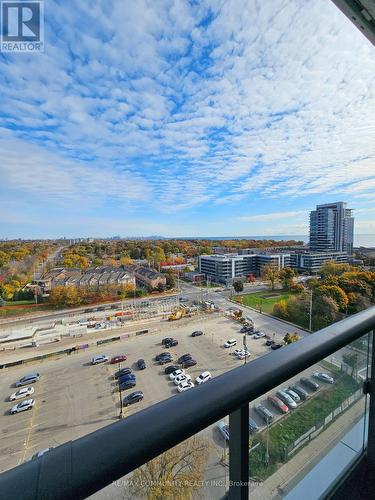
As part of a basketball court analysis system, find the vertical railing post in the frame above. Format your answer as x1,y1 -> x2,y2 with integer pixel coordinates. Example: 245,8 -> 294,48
229,404 -> 249,500
367,331 -> 375,464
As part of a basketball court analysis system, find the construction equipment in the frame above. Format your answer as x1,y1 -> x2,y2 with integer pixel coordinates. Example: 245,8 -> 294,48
168,306 -> 188,321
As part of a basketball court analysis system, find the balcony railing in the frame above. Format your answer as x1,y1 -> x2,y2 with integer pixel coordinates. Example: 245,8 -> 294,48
0,307 -> 374,500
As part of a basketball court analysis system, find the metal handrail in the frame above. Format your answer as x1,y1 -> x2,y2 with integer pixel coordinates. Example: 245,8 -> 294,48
1,307 -> 375,500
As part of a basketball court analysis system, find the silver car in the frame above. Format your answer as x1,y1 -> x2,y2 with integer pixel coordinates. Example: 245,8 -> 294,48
15,374 -> 40,387
11,399 -> 35,414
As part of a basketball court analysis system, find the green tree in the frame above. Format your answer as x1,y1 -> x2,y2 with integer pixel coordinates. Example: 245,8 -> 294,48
343,352 -> 359,377
312,295 -> 339,330
233,280 -> 244,293
320,261 -> 352,277
165,273 -> 176,289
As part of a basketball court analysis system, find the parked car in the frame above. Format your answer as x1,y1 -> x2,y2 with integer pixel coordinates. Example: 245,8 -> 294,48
119,378 -> 136,390
195,371 -> 212,385
248,417 -> 259,434
268,395 -> 289,414
15,373 -> 40,387
115,368 -> 132,379
10,399 -> 35,414
255,405 -> 274,424
178,353 -> 192,364
137,359 -> 146,370
300,377 -> 319,391
169,369 -> 185,381
165,339 -> 178,348
174,374 -> 192,385
271,343 -> 283,350
162,337 -> 173,345
224,339 -> 237,348
283,387 -> 300,403
265,339 -> 275,346
164,364 -> 180,375
110,355 -> 127,364
289,384 -> 309,401
191,330 -> 203,337
313,372 -> 334,384
159,356 -> 172,365
123,391 -> 144,406
91,355 -> 108,365
118,373 -> 136,383
276,390 -> 297,409
217,421 -> 229,440
236,349 -> 250,360
177,380 -> 194,392
9,387 -> 34,401
155,352 -> 171,361
240,326 -> 252,333
181,359 -> 197,368
253,332 -> 266,339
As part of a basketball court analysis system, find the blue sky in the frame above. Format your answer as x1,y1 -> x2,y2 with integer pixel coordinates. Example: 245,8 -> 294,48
0,0 -> 374,239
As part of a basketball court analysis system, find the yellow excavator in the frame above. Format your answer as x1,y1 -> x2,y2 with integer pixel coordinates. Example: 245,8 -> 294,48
168,306 -> 188,321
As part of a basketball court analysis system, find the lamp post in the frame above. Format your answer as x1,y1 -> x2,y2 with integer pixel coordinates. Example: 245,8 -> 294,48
309,289 -> 313,332
118,362 -> 124,419
243,334 -> 248,365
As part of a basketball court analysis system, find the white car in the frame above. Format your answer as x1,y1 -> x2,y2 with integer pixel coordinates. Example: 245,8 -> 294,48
224,339 -> 237,348
253,332 -> 266,339
284,388 -> 300,403
276,390 -> 297,409
10,387 -> 35,401
313,372 -> 334,384
177,380 -> 194,392
237,350 -> 251,360
217,421 -> 229,440
195,371 -> 212,385
91,355 -> 108,365
169,369 -> 185,381
174,374 -> 191,385
233,348 -> 244,356
10,399 -> 35,414
30,448 -> 53,460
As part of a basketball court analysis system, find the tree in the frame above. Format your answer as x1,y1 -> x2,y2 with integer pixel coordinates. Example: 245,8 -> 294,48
312,295 -> 339,330
320,261 -> 352,278
347,292 -> 372,314
316,285 -> 349,311
165,273 -> 176,289
261,264 -> 280,290
0,250 -> 10,268
273,299 -> 288,319
157,282 -> 165,292
343,352 -> 359,377
283,332 -> 300,344
127,436 -> 209,500
279,267 -> 296,291
0,296 -> 5,307
233,280 -> 244,293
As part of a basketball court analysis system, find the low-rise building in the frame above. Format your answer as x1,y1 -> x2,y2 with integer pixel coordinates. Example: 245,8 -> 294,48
133,267 -> 166,289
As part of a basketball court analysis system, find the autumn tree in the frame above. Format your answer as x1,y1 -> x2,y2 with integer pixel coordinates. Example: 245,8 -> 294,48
316,285 -> 349,311
312,295 -> 339,330
283,332 -> 300,344
127,436 -> 209,500
320,261 -> 353,278
273,299 -> 288,319
0,250 -> 10,268
165,273 -> 176,289
261,264 -> 280,290
279,267 -> 296,291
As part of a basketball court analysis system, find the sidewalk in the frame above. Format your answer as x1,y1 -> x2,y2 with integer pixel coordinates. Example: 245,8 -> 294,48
250,398 -> 366,499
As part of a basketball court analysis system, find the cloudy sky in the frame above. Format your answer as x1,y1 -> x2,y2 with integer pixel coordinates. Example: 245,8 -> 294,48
0,0 -> 374,239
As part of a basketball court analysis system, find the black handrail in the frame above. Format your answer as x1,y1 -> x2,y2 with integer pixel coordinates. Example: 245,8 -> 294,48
1,307 -> 374,500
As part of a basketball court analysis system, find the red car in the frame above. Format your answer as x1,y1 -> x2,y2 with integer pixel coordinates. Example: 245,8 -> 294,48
110,355 -> 127,364
267,395 -> 289,414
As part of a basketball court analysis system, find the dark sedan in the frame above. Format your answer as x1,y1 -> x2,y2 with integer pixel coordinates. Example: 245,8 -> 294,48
181,359 -> 197,368
165,339 -> 178,348
271,343 -> 283,350
178,353 -> 192,364
137,359 -> 146,370
155,352 -> 171,361
191,331 -> 203,337
114,368 -> 132,379
123,391 -> 144,406
164,364 -> 180,375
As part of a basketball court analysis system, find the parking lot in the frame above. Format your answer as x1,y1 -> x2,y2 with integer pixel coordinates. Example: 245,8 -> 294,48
0,312 -> 333,476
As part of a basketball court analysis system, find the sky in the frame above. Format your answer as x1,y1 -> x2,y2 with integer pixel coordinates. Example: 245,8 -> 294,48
0,0 -> 374,239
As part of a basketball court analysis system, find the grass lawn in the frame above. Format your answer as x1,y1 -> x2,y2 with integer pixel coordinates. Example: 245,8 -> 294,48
0,304 -> 54,318
237,290 -> 297,314
5,300 -> 35,306
249,373 -> 360,480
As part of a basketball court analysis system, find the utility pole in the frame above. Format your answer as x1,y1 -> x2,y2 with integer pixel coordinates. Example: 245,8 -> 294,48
265,419 -> 270,465
309,289 -> 313,332
243,334 -> 248,365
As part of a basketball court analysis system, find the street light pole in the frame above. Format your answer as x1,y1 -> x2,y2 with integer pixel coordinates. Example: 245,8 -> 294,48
118,362 -> 124,419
